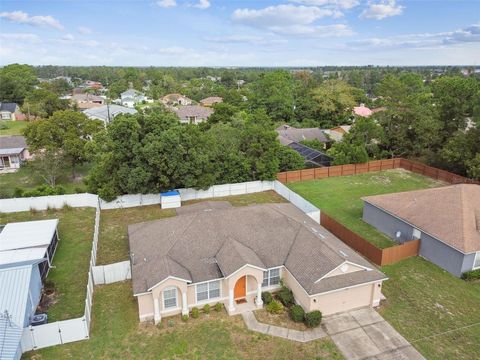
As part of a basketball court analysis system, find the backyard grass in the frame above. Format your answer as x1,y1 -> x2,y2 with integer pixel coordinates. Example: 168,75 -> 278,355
0,207 -> 96,321
380,257 -> 480,360
24,281 -> 344,360
287,169 -> 444,248
0,120 -> 28,135
0,162 -> 90,198
97,191 -> 287,265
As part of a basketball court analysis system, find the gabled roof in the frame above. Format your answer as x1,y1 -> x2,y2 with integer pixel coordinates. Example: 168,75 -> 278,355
0,136 -> 27,152
0,103 -> 18,113
363,184 -> 480,253
129,202 -> 386,295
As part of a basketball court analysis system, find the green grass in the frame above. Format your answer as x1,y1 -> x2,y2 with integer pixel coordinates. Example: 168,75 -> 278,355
380,257 -> 480,360
0,120 -> 28,135
0,162 -> 91,198
97,191 -> 287,265
0,207 -> 96,321
287,169 -> 444,248
25,281 -> 344,360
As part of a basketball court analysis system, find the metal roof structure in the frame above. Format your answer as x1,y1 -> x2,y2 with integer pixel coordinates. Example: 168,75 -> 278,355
0,219 -> 58,252
0,247 -> 47,267
287,142 -> 333,167
0,315 -> 23,360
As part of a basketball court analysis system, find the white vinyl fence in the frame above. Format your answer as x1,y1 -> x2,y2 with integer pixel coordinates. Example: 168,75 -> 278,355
0,193 -> 99,213
92,261 -> 131,285
273,181 -> 321,223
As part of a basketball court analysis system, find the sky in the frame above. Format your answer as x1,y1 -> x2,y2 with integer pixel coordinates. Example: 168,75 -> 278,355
0,0 -> 479,66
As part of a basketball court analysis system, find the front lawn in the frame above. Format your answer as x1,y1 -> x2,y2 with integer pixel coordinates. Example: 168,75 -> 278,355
0,162 -> 90,198
380,257 -> 480,360
97,191 -> 287,265
0,120 -> 28,135
0,207 -> 96,321
24,281 -> 344,360
287,169 -> 444,248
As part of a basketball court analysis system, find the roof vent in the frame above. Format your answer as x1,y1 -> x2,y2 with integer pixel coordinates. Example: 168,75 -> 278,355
339,250 -> 348,257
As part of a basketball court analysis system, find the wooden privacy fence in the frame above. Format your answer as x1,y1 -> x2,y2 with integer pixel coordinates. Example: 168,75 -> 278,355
277,158 -> 479,185
320,212 -> 420,266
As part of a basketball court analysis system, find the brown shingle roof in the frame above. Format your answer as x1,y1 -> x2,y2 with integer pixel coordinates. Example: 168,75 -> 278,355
363,184 -> 480,253
129,202 -> 386,295
173,105 -> 214,120
275,124 -> 329,145
200,97 -> 223,106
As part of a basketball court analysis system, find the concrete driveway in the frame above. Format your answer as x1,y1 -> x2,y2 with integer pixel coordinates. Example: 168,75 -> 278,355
322,308 -> 425,360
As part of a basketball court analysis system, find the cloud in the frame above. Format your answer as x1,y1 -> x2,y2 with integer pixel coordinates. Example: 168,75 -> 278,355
61,33 -> 75,41
233,4 -> 341,28
360,0 -> 403,20
205,34 -> 288,45
0,10 -> 64,30
290,0 -> 359,9
443,24 -> 480,44
0,33 -> 40,42
192,0 -> 210,9
156,0 -> 177,8
78,26 -> 92,34
271,24 -> 354,37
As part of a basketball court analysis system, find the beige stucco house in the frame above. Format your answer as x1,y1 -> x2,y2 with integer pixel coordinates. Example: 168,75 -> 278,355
129,202 -> 387,324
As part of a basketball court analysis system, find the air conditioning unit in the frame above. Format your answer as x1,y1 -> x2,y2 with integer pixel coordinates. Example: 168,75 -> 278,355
31,313 -> 48,326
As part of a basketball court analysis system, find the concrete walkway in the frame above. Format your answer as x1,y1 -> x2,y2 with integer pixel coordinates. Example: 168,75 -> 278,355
241,311 -> 327,343
323,308 -> 425,360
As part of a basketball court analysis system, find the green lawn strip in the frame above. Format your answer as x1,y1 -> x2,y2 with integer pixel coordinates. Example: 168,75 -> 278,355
97,191 -> 287,265
25,281 -> 344,360
0,120 -> 28,135
287,169 -> 444,249
0,162 -> 91,198
0,207 -> 96,321
379,257 -> 480,360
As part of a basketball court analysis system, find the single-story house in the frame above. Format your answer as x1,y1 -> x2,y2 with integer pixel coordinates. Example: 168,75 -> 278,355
160,94 -> 193,107
83,105 -> 137,125
0,103 -> 21,120
327,125 -> 351,142
0,219 -> 59,280
72,94 -> 105,110
0,264 -> 43,360
200,97 -> 223,107
129,202 -> 387,324
362,184 -> 480,277
173,105 -> 214,124
275,124 -> 330,148
120,89 -> 148,108
0,136 -> 32,172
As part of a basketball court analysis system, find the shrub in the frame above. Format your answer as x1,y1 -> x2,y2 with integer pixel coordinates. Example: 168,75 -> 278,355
304,310 -> 322,328
167,319 -> 175,327
289,304 -> 305,322
182,314 -> 189,322
13,187 -> 24,197
215,302 -> 223,312
191,307 -> 199,318
261,291 -> 273,305
277,286 -> 295,307
266,300 -> 284,314
461,269 -> 480,281
203,304 -> 211,314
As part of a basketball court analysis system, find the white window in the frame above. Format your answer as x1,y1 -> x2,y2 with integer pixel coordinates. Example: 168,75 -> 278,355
262,268 -> 281,287
196,280 -> 220,303
163,287 -> 177,309
474,252 -> 480,270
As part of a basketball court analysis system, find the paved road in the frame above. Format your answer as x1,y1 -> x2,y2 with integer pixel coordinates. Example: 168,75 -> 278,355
322,308 -> 425,360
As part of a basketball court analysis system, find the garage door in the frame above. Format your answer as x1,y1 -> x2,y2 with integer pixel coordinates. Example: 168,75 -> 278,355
315,284 -> 373,315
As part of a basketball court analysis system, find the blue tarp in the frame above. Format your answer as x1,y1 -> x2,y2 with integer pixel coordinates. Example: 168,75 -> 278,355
161,190 -> 180,197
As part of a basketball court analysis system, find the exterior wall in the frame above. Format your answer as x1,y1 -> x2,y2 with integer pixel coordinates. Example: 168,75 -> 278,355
137,293 -> 154,321
311,282 -> 381,316
24,265 -> 42,327
282,268 -> 312,311
226,266 -> 263,297
186,278 -> 227,308
363,202 -> 467,277
461,252 -> 478,273
151,278 -> 188,315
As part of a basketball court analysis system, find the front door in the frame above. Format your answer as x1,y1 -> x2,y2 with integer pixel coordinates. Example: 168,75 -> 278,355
234,276 -> 246,300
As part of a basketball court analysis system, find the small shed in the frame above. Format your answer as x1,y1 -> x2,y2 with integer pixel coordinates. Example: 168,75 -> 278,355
161,191 -> 181,209
0,219 -> 59,279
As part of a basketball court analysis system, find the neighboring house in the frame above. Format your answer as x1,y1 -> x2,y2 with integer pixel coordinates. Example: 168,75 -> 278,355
83,105 -> 137,125
353,104 -> 373,117
173,105 -> 214,124
0,264 -> 43,360
327,125 -> 351,142
0,103 -> 21,120
200,97 -> 223,107
276,125 -> 332,167
72,94 -> 105,110
0,219 -> 59,280
0,136 -> 31,172
84,80 -> 103,89
362,184 -> 480,277
129,202 -> 387,324
160,94 -> 193,107
120,89 -> 148,108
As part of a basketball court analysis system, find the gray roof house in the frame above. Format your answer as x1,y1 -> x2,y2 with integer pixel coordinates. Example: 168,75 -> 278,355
129,202 -> 387,324
0,103 -> 20,120
120,89 -> 146,107
83,105 -> 137,125
362,184 -> 480,277
0,136 -> 31,172
173,105 -> 214,124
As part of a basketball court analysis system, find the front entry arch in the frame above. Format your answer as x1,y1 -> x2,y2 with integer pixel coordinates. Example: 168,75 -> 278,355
234,275 -> 246,301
